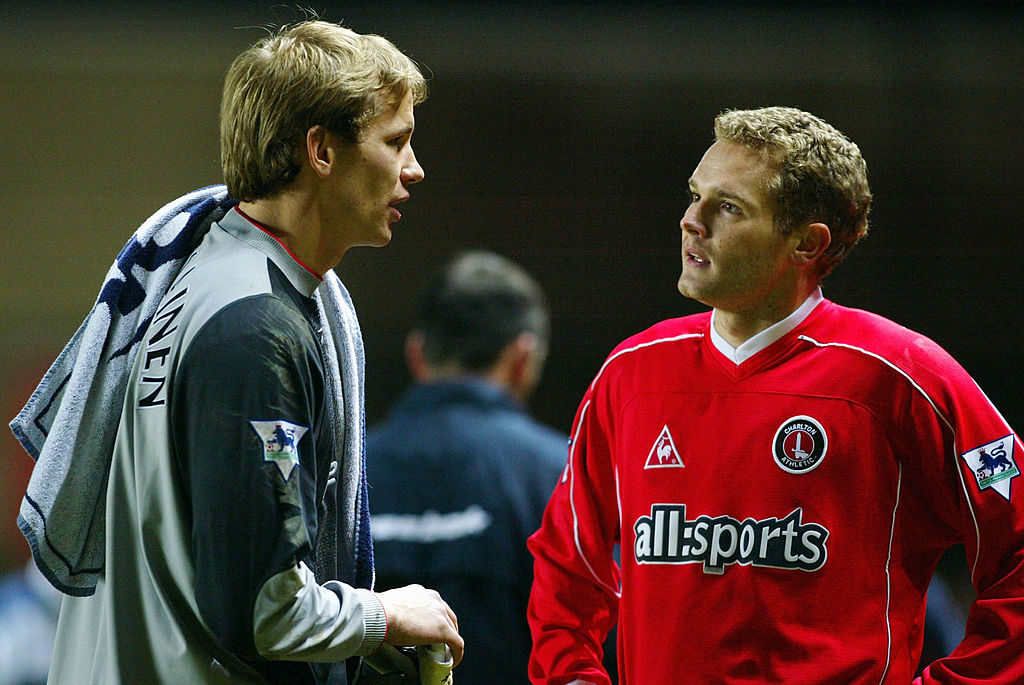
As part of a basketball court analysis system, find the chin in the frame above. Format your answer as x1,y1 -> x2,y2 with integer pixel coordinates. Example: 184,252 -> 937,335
368,226 -> 393,247
677,279 -> 713,306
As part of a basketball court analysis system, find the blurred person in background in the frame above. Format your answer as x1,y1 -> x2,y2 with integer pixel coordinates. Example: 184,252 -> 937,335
0,561 -> 60,685
366,251 -> 568,683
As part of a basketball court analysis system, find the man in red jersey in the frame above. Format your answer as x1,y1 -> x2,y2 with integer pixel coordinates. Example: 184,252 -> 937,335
527,106 -> 1024,684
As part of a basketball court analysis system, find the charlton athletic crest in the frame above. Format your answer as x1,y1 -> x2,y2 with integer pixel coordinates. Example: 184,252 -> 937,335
772,415 -> 828,474
961,435 -> 1019,501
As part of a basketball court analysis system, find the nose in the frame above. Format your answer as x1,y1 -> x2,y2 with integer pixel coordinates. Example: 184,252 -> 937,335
402,149 -> 425,186
680,202 -> 706,237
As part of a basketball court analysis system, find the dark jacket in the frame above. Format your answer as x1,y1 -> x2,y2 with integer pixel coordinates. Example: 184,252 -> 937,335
366,378 -> 567,684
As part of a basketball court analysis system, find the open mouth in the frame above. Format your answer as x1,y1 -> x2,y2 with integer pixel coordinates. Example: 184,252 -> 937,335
389,196 -> 410,222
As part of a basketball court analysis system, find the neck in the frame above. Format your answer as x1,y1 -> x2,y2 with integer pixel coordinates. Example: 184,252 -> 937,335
420,363 -> 526,401
712,283 -> 818,348
237,185 -> 342,276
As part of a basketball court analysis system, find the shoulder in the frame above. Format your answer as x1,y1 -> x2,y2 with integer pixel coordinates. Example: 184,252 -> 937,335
798,301 -> 982,419
805,301 -> 965,380
188,295 -> 312,358
595,312 -> 710,380
174,230 -> 317,361
502,414 -> 569,466
166,295 -> 323,416
481,413 -> 568,490
618,312 -> 710,350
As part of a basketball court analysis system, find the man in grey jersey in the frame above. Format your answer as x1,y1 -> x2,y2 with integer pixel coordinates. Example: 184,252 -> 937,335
42,20 -> 463,684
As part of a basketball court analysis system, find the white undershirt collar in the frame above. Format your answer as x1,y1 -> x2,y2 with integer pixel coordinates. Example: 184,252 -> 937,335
710,288 -> 824,365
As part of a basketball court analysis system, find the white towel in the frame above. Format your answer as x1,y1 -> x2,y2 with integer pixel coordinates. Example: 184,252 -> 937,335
9,185 -> 373,596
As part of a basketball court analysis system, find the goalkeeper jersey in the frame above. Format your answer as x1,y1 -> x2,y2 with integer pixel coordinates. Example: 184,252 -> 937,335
48,208 -> 385,684
528,292 -> 1024,684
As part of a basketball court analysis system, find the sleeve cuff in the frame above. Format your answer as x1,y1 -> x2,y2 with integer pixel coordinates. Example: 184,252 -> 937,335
355,589 -> 387,656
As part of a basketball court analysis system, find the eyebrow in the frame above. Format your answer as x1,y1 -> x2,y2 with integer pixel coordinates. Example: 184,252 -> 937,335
688,178 -> 754,206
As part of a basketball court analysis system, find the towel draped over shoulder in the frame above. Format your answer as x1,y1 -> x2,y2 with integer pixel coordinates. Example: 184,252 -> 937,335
9,185 -> 373,596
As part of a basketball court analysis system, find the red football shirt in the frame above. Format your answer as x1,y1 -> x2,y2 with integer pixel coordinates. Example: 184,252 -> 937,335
529,297 -> 1024,684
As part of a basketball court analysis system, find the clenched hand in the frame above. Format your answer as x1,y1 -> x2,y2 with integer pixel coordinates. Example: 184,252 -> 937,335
375,584 -> 464,666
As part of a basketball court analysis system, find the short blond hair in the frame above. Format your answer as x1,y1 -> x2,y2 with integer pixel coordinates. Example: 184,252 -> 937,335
714,107 -> 872,277
221,20 -> 427,201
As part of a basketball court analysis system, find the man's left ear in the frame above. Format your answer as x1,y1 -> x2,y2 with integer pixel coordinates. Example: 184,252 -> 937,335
792,223 -> 831,266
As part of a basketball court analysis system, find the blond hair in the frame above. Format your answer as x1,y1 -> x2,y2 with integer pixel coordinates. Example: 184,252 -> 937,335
714,106 -> 872,277
221,21 -> 427,201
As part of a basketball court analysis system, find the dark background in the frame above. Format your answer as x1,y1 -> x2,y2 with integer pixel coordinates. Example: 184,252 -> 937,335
1,1 -> 1022,573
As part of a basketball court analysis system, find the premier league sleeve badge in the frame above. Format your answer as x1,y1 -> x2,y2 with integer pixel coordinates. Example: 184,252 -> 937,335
249,419 -> 310,481
961,435 -> 1019,501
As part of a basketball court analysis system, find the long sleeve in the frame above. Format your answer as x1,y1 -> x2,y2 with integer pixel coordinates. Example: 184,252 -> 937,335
172,295 -> 385,672
527,381 -> 621,685
903,350 -> 1024,683
253,562 -> 385,660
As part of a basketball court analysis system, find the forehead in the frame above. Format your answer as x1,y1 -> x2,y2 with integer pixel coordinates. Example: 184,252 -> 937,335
690,140 -> 774,203
363,90 -> 416,136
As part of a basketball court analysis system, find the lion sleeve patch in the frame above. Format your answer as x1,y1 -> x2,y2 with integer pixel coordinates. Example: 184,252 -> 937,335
961,435 -> 1018,501
250,419 -> 309,481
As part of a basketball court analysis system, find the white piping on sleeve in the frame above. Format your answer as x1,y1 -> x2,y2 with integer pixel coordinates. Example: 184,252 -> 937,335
568,400 -> 622,599
878,461 -> 902,685
567,332 -> 704,598
588,333 -> 704,393
798,335 -> 984,581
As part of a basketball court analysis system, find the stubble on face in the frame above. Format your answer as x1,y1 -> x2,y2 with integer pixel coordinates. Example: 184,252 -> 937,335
676,141 -> 797,321
329,92 -> 421,250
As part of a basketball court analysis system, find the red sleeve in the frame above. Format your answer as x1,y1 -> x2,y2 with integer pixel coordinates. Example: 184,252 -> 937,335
911,354 -> 1024,684
527,378 -> 621,685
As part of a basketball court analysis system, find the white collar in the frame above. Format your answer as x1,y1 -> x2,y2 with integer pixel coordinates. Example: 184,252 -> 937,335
710,288 -> 824,365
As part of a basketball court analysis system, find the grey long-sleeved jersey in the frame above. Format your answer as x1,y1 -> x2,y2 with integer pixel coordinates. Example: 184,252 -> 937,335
48,208 -> 385,684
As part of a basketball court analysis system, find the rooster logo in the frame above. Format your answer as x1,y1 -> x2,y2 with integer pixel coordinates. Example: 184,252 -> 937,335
645,426 -> 683,469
